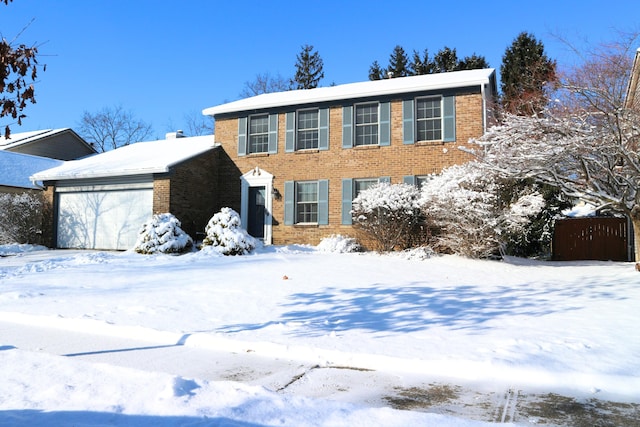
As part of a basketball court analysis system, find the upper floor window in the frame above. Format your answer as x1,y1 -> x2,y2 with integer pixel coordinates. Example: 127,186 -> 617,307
416,97 -> 442,141
297,109 -> 319,150
248,114 -> 269,154
296,181 -> 319,224
355,103 -> 379,146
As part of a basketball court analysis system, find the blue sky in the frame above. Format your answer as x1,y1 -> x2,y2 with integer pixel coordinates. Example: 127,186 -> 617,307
1,0 -> 638,139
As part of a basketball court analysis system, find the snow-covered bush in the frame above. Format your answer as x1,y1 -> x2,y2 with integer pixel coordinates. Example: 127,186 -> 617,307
202,207 -> 257,255
133,213 -> 193,254
420,163 -> 547,259
317,234 -> 361,253
351,183 -> 424,252
0,192 -> 46,245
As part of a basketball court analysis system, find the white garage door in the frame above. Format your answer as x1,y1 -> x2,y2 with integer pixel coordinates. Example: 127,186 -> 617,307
56,188 -> 153,250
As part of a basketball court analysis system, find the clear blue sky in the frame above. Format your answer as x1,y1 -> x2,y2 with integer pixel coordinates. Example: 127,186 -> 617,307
1,0 -> 638,139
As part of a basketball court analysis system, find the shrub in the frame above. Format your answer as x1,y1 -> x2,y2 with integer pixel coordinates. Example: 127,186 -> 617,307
202,207 -> 257,255
317,234 -> 361,253
351,183 -> 423,252
0,192 -> 46,245
133,213 -> 193,254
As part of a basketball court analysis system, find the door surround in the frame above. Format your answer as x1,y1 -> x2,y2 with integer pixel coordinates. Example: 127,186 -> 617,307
240,167 -> 273,244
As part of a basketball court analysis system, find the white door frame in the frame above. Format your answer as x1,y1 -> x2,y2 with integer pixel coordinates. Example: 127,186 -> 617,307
240,167 -> 273,245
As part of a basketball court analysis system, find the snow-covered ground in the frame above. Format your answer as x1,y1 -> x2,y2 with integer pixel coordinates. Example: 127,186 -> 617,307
1,244 -> 639,426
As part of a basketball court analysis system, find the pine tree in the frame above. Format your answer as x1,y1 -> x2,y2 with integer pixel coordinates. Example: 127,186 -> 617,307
459,53 -> 489,70
500,32 -> 556,116
368,60 -> 385,81
387,45 -> 409,78
432,47 -> 459,73
291,44 -> 324,90
409,49 -> 434,75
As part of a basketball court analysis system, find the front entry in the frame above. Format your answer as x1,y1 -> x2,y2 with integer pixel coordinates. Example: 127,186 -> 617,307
247,186 -> 266,239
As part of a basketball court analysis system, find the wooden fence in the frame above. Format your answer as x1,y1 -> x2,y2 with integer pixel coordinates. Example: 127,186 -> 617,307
552,217 -> 630,261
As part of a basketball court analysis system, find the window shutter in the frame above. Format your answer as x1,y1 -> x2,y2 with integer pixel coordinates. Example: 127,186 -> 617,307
341,178 -> 353,224
378,176 -> 391,184
285,112 -> 295,152
443,95 -> 456,142
379,102 -> 390,146
284,181 -> 294,225
402,100 -> 414,144
342,106 -> 353,148
268,113 -> 278,153
319,108 -> 329,150
318,179 -> 329,225
238,117 -> 247,156
403,176 -> 416,186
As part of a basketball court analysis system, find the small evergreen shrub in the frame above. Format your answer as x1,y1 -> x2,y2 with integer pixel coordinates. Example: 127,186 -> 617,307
317,234 -> 361,253
202,207 -> 257,255
134,213 -> 193,254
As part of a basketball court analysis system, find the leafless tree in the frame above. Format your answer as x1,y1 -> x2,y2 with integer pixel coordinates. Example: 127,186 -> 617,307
78,105 -> 152,152
239,72 -> 290,98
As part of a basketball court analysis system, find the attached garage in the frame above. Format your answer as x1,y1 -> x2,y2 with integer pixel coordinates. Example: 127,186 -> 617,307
31,135 -> 219,250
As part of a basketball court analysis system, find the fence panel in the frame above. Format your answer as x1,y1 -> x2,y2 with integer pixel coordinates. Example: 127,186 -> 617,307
553,217 -> 629,261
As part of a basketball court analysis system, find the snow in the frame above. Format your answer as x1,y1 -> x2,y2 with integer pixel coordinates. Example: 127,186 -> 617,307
1,245 -> 638,426
203,68 -> 495,116
0,150 -> 63,189
30,135 -> 216,181
0,129 -> 69,149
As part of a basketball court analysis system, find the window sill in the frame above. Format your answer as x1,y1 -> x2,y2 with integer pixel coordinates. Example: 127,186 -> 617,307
416,140 -> 444,146
293,223 -> 319,228
353,144 -> 380,150
294,149 -> 320,154
246,152 -> 270,158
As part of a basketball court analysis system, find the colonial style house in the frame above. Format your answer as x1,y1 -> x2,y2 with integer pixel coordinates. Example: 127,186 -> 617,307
203,68 -> 497,246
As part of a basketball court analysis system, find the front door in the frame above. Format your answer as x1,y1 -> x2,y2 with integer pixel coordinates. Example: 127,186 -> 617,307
247,186 -> 266,239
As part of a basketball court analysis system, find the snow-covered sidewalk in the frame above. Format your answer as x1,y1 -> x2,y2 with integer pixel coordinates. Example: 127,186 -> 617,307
1,245 -> 639,425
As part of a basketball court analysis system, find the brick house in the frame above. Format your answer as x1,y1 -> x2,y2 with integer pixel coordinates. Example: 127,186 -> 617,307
203,69 -> 497,246
32,134 -> 218,250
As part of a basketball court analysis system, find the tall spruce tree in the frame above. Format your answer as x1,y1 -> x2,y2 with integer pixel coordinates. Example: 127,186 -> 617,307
500,32 -> 556,115
459,53 -> 490,70
432,47 -> 460,73
409,49 -> 434,75
368,60 -> 385,81
291,44 -> 324,89
387,45 -> 409,78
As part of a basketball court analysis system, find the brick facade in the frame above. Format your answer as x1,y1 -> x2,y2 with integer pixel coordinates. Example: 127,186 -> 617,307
214,90 -> 486,246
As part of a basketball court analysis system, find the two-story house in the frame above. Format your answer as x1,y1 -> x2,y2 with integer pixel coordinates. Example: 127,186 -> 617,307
203,68 -> 497,246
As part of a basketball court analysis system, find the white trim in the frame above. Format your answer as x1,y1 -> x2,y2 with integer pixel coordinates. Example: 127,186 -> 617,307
240,167 -> 273,245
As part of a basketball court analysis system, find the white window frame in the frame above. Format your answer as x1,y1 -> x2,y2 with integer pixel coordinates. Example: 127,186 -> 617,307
295,181 -> 319,224
296,108 -> 319,150
354,102 -> 379,146
248,114 -> 269,154
415,96 -> 443,142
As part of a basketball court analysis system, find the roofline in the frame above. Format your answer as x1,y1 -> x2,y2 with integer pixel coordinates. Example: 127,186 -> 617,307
2,128 -> 97,153
203,69 -> 496,116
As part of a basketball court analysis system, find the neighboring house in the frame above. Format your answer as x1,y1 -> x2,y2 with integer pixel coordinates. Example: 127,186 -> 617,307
0,150 -> 63,194
203,69 -> 497,246
0,128 -> 95,160
32,135 -> 218,250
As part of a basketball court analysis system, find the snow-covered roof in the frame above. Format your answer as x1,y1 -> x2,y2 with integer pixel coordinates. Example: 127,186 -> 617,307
0,128 -> 74,150
203,69 -> 496,116
0,150 -> 63,189
31,135 -> 217,182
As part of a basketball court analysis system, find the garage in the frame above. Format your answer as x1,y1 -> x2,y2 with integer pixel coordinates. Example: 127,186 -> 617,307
55,180 -> 153,250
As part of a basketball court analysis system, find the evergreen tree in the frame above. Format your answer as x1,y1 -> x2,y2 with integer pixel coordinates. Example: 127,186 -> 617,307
432,47 -> 460,73
291,44 -> 324,89
500,32 -> 556,116
459,53 -> 490,70
409,49 -> 434,75
368,60 -> 385,81
387,45 -> 409,78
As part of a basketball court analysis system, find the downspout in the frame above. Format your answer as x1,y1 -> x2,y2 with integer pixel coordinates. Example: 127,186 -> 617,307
481,83 -> 487,133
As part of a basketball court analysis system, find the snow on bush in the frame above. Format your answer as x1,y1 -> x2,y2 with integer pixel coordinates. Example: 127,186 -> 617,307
133,213 -> 193,254
351,182 -> 424,252
317,234 -> 361,253
202,207 -> 257,255
0,192 -> 46,245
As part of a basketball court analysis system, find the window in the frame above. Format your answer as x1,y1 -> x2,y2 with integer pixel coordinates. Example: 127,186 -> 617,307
416,97 -> 442,141
355,103 -> 378,146
295,181 -> 318,223
297,109 -> 319,150
248,114 -> 269,153
354,178 -> 378,198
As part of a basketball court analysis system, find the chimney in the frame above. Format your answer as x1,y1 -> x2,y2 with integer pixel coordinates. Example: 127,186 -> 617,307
165,130 -> 186,139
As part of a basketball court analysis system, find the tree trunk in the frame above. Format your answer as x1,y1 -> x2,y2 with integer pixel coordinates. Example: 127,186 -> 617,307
631,206 -> 640,262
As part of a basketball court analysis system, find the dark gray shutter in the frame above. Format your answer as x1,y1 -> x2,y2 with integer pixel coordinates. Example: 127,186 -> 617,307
268,113 -> 278,153
443,95 -> 456,142
238,117 -> 247,156
342,106 -> 353,148
319,108 -> 329,150
341,178 -> 353,224
403,176 -> 416,186
318,179 -> 329,225
284,181 -> 294,225
379,102 -> 390,146
285,112 -> 295,152
402,100 -> 414,144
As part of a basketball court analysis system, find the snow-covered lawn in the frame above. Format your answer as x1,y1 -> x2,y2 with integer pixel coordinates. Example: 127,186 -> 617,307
1,244 -> 638,426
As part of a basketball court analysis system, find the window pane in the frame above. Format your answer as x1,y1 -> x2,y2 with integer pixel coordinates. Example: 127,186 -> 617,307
249,115 -> 269,153
297,110 -> 319,150
416,98 -> 442,141
296,182 -> 318,223
354,179 -> 378,198
355,103 -> 378,146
